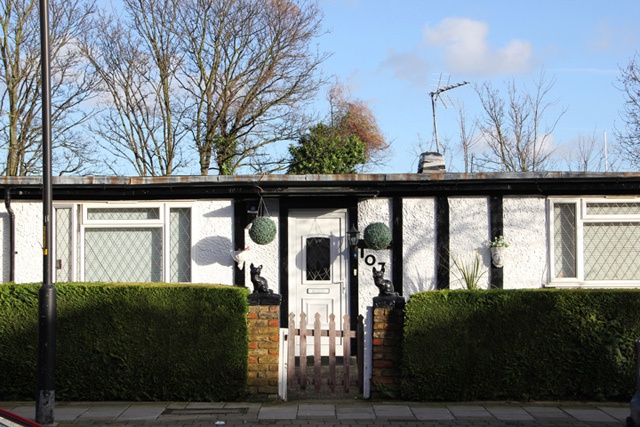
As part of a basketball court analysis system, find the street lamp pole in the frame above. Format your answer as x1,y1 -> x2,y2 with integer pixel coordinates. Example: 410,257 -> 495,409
36,0 -> 56,423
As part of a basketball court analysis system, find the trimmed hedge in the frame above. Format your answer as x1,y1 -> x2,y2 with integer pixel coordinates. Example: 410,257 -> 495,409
0,283 -> 250,401
402,289 -> 640,402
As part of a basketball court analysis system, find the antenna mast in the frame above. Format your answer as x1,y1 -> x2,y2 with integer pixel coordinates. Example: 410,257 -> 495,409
429,76 -> 469,152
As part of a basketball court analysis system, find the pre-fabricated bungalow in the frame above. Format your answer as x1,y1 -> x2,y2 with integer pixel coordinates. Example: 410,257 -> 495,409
1,171 -> 640,328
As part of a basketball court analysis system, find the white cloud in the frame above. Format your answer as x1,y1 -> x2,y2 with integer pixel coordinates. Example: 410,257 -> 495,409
380,48 -> 431,89
423,17 -> 535,76
589,21 -> 638,53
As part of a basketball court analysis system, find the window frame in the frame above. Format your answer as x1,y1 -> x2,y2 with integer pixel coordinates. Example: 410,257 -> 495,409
54,202 -> 193,283
548,197 -> 640,288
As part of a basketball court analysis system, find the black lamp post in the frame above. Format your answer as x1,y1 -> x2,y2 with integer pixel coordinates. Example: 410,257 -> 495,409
36,0 -> 55,423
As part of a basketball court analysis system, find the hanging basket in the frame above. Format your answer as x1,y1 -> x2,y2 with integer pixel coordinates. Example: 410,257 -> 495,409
363,222 -> 392,250
249,217 -> 277,245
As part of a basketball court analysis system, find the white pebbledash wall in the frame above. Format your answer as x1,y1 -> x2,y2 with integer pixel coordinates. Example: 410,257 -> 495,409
0,201 -> 43,283
190,200 -> 235,285
402,198 -> 436,295
503,196 -> 548,289
0,196 -> 550,300
448,197 -> 491,290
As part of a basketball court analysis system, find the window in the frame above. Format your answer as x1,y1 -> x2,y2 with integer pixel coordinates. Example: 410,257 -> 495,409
550,198 -> 640,286
306,237 -> 331,281
54,203 -> 191,283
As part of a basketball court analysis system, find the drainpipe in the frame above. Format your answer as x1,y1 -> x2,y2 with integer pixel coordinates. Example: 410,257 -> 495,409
4,187 -> 15,282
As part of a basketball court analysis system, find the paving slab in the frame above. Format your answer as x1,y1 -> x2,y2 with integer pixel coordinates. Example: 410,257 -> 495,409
485,406 -> 535,421
523,405 -> 573,419
599,405 -> 631,421
372,404 -> 414,419
411,406 -> 455,421
562,407 -> 619,423
78,402 -> 129,420
117,403 -> 166,421
336,404 -> 375,419
258,404 -> 298,420
298,403 -> 336,418
53,405 -> 91,422
448,405 -> 494,418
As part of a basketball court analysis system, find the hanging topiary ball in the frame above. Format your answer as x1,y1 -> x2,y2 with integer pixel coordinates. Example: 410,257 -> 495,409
249,217 -> 277,245
363,222 -> 392,250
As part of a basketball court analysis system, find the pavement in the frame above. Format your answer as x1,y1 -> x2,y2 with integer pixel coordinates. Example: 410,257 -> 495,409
0,400 -> 633,426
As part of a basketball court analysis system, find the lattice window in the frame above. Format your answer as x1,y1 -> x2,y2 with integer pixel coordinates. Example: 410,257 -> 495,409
87,207 -> 160,221
306,237 -> 331,281
84,228 -> 163,282
553,203 -> 576,278
170,208 -> 191,282
53,203 -> 193,283
586,202 -> 640,216
584,222 -> 640,280
55,207 -> 73,282
551,199 -> 640,285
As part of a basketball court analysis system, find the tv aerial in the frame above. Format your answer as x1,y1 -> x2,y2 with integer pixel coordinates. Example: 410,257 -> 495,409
429,74 -> 469,152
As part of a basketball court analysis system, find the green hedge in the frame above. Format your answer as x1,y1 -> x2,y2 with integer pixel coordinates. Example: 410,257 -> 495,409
0,283 -> 250,401
402,289 -> 640,402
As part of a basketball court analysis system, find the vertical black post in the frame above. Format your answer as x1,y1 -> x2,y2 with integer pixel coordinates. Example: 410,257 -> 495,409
278,204 -> 289,327
233,200 -> 246,288
37,0 -> 55,423
435,196 -> 450,290
392,197 -> 403,295
489,195 -> 504,289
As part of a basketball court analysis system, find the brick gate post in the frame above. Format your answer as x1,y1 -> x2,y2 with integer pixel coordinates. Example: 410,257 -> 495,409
371,296 -> 405,398
247,293 -> 282,399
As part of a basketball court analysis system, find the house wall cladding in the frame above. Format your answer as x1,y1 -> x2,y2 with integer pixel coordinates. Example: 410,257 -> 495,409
0,194 -> 549,296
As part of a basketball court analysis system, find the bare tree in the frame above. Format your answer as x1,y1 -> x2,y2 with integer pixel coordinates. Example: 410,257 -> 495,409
616,52 -> 640,169
81,0 -> 188,176
0,0 -> 99,175
562,131 -> 604,172
456,104 -> 480,173
178,0 -> 328,175
475,71 -> 566,172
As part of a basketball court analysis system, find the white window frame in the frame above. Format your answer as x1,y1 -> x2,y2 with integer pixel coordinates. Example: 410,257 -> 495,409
549,197 -> 640,288
54,202 -> 193,283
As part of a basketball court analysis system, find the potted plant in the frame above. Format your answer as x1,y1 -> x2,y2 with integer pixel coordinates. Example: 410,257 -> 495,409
488,235 -> 509,268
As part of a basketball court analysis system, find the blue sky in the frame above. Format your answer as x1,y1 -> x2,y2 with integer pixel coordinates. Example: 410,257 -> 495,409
314,0 -> 640,173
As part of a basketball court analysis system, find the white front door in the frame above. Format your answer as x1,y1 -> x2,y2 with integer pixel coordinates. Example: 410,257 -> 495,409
288,209 -> 348,355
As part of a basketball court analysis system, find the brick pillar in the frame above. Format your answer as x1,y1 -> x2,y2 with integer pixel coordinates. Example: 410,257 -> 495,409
371,296 -> 405,398
247,293 -> 281,399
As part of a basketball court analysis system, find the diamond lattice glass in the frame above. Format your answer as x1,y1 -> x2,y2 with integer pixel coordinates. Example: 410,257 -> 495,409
584,222 -> 640,280
55,208 -> 72,282
554,203 -> 577,278
170,208 -> 191,282
306,237 -> 331,281
84,228 -> 162,282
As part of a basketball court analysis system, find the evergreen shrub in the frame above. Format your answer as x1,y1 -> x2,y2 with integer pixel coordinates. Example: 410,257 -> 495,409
402,289 -> 640,402
0,283 -> 249,401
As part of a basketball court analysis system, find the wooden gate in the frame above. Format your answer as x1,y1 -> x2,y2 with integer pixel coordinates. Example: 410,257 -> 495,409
283,312 -> 364,398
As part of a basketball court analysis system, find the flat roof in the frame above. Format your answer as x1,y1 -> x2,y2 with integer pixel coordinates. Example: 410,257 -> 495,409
0,172 -> 639,200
